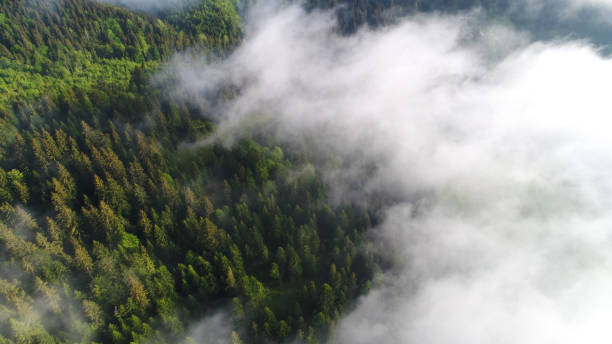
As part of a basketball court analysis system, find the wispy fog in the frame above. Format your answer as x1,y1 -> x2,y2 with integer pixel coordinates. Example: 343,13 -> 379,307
164,2 -> 612,343
182,312 -> 236,343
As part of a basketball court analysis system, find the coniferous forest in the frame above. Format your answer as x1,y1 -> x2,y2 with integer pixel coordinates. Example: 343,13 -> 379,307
0,0 -> 385,342
3,0 -> 607,343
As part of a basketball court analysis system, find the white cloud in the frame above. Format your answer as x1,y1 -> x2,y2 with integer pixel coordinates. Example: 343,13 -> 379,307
182,312 -> 236,344
165,3 -> 612,343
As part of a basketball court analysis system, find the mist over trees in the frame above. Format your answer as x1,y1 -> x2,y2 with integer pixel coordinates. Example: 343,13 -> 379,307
0,0 -> 381,342
3,0 -> 612,343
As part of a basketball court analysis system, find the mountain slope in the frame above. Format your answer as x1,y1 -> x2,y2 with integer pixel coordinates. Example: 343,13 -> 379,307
0,1 -> 377,343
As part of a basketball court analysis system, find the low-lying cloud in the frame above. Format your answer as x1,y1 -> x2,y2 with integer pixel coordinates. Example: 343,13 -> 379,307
165,2 -> 612,343
182,312 -> 237,344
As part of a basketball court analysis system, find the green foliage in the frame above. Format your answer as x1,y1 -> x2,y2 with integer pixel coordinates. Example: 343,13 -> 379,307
0,0 -> 243,113
0,0 -> 381,343
166,0 -> 243,49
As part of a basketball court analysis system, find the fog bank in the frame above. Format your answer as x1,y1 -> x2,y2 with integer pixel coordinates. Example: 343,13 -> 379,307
165,3 -> 612,343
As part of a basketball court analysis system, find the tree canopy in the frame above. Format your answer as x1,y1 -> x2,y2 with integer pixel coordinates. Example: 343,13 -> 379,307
0,0 -> 381,342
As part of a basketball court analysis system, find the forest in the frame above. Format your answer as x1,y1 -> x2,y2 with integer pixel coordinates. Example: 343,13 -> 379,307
0,0 -> 580,343
0,0 -> 384,342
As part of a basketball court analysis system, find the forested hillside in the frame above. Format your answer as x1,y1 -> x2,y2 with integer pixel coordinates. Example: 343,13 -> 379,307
3,0 -> 566,342
307,0 -> 512,33
0,0 -> 244,112
0,0 -> 381,343
316,0 -> 612,53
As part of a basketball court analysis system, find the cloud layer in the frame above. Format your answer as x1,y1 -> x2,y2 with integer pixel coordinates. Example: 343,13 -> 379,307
165,3 -> 612,343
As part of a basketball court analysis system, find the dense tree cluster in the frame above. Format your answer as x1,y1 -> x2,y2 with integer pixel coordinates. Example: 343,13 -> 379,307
164,0 -> 243,49
0,1 -> 380,343
0,0 -> 242,111
0,83 -> 378,343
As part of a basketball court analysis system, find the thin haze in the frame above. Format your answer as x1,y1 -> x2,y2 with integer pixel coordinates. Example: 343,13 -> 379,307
165,2 -> 612,343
